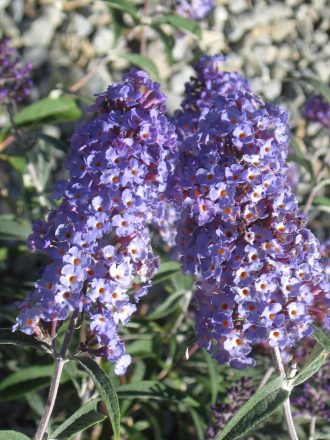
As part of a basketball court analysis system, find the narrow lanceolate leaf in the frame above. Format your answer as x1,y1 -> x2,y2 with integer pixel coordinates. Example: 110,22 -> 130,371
50,398 -> 106,439
117,380 -> 199,407
292,344 -> 328,388
119,54 -> 160,82
77,357 -> 120,440
202,351 -> 219,404
0,328 -> 51,353
153,15 -> 202,39
105,0 -> 140,21
0,365 -> 71,401
299,76 -> 330,104
0,431 -> 30,440
216,377 -> 289,440
311,325 -> 330,351
0,216 -> 31,241
14,96 -> 82,127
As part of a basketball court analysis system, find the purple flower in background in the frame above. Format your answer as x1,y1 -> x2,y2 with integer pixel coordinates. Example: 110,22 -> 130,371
14,69 -> 177,374
0,39 -> 33,105
172,85 -> 330,368
292,362 -> 330,421
206,377 -> 254,439
304,93 -> 330,129
320,239 -> 330,278
175,0 -> 214,20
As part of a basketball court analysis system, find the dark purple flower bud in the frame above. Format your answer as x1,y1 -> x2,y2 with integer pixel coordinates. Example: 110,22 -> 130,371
0,39 -> 33,105
304,93 -> 330,129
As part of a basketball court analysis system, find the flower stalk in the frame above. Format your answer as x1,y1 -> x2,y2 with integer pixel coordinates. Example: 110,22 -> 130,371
272,346 -> 299,440
35,310 -> 79,440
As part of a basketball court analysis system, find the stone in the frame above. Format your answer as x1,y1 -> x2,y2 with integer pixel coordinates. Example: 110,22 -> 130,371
93,28 -> 114,55
22,6 -> 63,47
69,13 -> 93,39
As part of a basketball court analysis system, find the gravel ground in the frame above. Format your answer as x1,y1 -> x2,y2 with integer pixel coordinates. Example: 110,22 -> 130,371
0,0 -> 329,133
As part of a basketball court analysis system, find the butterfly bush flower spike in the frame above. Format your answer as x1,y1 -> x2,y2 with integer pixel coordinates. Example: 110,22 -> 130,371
173,78 -> 330,368
14,69 -> 177,375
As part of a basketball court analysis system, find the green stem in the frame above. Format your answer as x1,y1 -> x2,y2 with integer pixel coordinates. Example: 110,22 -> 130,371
35,310 -> 79,440
272,346 -> 299,440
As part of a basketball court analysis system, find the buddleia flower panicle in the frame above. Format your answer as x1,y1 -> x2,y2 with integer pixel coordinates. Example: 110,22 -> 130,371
156,55 -> 250,253
14,69 -> 177,375
172,85 -> 330,368
0,39 -> 33,105
304,92 -> 330,129
175,0 -> 214,20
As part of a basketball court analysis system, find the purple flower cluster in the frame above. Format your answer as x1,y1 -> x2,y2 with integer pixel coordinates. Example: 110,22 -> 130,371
174,55 -> 250,141
206,377 -> 254,439
155,55 -> 251,252
14,70 -> 176,374
0,39 -> 33,105
173,86 -> 330,368
304,93 -> 330,129
292,362 -> 330,420
175,0 -> 214,20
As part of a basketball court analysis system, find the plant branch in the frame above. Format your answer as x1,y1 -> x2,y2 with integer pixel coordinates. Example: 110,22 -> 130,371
35,310 -> 79,440
309,416 -> 317,440
272,346 -> 299,440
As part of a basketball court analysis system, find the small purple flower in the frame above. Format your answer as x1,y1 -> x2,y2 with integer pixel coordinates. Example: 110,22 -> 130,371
175,0 -> 214,21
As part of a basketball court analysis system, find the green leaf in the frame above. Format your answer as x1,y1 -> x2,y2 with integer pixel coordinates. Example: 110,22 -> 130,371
215,377 -> 289,440
117,380 -> 199,407
0,154 -> 27,173
146,290 -> 186,320
153,15 -> 202,39
50,398 -> 106,439
190,408 -> 205,440
0,215 -> 31,241
313,195 -> 330,207
292,344 -> 328,388
14,97 -> 82,127
151,26 -> 175,65
202,350 -> 219,404
105,0 -> 140,21
0,328 -> 51,353
298,76 -> 330,104
311,325 -> 330,351
77,357 -> 120,440
0,431 -> 30,440
120,54 -> 160,82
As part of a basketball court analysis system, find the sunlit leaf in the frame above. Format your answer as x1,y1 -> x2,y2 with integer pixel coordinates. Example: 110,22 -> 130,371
216,377 -> 288,440
153,15 -> 201,39
120,54 -> 160,82
50,398 -> 106,439
77,357 -> 120,440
